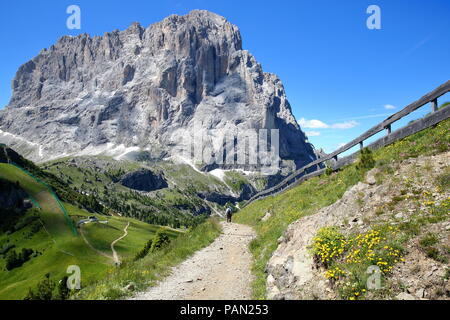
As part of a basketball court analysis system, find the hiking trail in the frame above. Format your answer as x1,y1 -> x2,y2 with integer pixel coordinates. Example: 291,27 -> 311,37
111,222 -> 130,264
131,222 -> 255,300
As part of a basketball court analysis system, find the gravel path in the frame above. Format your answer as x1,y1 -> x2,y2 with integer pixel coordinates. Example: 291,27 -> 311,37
131,222 -> 256,300
111,222 -> 130,265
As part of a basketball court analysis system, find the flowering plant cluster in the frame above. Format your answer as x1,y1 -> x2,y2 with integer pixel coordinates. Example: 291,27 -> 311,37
311,225 -> 405,299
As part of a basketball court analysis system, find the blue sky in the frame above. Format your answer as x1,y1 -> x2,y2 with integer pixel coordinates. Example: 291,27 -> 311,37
0,0 -> 449,153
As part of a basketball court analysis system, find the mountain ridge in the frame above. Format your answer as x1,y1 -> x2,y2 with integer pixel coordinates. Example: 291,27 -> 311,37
0,10 -> 316,171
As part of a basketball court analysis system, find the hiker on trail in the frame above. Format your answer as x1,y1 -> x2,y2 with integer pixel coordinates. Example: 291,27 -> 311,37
226,207 -> 233,223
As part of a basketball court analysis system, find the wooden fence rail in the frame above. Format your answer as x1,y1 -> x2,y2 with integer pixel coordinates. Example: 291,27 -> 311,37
244,80 -> 450,206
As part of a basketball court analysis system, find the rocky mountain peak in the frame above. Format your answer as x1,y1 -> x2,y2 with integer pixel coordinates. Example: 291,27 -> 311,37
0,10 -> 315,172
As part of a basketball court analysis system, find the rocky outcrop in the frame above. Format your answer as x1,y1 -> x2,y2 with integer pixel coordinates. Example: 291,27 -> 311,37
197,179 -> 257,205
266,152 -> 450,300
197,191 -> 236,206
0,10 -> 315,172
120,169 -> 168,192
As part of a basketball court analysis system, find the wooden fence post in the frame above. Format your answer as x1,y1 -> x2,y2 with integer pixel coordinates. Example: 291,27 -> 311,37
386,124 -> 392,135
431,98 -> 438,112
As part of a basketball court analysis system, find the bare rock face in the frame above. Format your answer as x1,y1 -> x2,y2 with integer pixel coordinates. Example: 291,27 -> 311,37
120,169 -> 168,192
0,10 -> 315,170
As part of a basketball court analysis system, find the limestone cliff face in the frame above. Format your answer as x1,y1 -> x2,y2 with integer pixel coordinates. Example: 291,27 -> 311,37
0,10 -> 315,169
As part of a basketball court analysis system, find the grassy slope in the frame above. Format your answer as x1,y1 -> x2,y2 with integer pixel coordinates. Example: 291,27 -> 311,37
81,216 -> 180,259
42,158 -> 230,226
43,156 -> 262,211
234,119 -> 450,299
43,157 -> 229,196
42,157 -> 138,194
0,164 -> 108,299
0,164 -> 176,299
0,164 -> 72,237
77,218 -> 222,300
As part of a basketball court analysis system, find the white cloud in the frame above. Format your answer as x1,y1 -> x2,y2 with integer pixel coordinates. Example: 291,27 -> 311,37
305,131 -> 321,137
298,118 -> 328,129
330,121 -> 358,129
384,104 -> 396,110
299,118 -> 358,130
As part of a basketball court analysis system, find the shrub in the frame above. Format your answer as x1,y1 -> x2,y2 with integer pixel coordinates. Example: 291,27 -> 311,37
419,233 -> 438,248
5,248 -> 34,271
356,148 -> 375,171
444,268 -> 450,280
57,276 -> 71,300
435,171 -> 450,190
14,213 -> 39,232
310,225 -> 405,300
311,227 -> 347,267
24,273 -> 56,300
150,230 -> 171,252
339,274 -> 368,300
357,148 -> 376,170
424,247 -> 448,263
134,239 -> 153,261
0,243 -> 15,255
344,227 -> 404,273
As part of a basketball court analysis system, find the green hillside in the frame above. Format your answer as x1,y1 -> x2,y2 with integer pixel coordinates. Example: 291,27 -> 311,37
0,160 -> 180,300
235,118 -> 450,299
41,156 -> 267,227
79,214 -> 179,259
